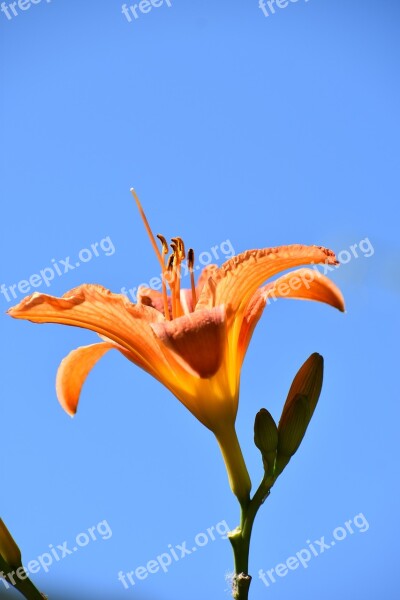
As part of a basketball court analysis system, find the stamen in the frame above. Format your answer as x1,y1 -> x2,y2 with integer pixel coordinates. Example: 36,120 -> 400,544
167,254 -> 175,271
174,237 -> 186,259
170,239 -> 186,315
157,234 -> 169,255
173,244 -> 183,318
166,254 -> 178,318
188,248 -> 195,270
188,248 -> 197,308
131,189 -> 171,319
155,234 -> 171,320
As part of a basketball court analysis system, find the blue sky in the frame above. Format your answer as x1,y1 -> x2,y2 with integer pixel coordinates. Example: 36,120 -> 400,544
1,0 -> 399,598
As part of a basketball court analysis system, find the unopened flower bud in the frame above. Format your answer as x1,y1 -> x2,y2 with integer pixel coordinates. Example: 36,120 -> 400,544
0,519 -> 22,569
275,354 -> 324,476
278,394 -> 310,457
254,409 -> 278,474
285,353 -> 323,418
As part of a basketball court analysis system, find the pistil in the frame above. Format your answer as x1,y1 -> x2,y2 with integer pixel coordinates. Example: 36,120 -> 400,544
130,188 -> 163,266
131,188 -> 172,319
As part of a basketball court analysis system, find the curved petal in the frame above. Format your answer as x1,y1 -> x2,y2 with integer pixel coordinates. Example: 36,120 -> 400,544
238,268 -> 345,364
151,306 -> 227,378
196,264 -> 219,299
7,284 -> 233,423
56,342 -> 115,416
197,245 -> 339,318
263,268 -> 345,311
8,284 -> 169,379
179,288 -> 194,315
137,287 -> 172,316
237,292 -> 267,366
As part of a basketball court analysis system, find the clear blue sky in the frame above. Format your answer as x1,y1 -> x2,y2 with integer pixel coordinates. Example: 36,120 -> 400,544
1,1 -> 399,598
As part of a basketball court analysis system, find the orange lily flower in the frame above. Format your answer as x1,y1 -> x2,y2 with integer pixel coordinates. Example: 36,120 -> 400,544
8,191 -> 344,504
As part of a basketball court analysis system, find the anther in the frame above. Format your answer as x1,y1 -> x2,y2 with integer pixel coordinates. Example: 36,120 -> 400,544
188,249 -> 195,270
188,248 -> 197,308
167,254 -> 175,271
157,234 -> 169,255
175,237 -> 186,259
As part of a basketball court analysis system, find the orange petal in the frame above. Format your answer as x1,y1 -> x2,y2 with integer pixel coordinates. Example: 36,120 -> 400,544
237,291 -> 268,366
137,287 -> 172,316
238,268 -> 345,363
197,245 -> 339,317
263,268 -> 345,311
138,286 -> 197,316
151,306 -> 227,378
196,264 -> 219,298
8,285 -> 238,430
179,288 -> 194,315
8,284 -> 168,379
56,342 -> 115,416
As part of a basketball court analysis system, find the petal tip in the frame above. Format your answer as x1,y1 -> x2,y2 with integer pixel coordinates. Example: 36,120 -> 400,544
335,294 -> 346,313
58,396 -> 78,418
64,406 -> 77,418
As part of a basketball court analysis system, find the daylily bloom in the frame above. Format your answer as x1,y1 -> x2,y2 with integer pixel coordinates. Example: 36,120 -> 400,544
8,190 -> 344,504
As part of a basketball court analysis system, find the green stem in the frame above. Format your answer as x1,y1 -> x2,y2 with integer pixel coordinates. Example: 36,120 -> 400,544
0,557 -> 46,599
215,425 -> 252,508
229,476 -> 274,600
12,576 -> 46,600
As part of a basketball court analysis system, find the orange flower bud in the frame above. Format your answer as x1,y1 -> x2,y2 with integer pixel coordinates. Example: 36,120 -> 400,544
278,394 -> 311,457
284,353 -> 323,419
276,354 -> 324,475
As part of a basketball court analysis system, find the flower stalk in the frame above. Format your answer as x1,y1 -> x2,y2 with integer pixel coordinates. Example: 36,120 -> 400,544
0,520 -> 46,599
215,424 -> 251,508
229,475 -> 275,600
8,573 -> 46,600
